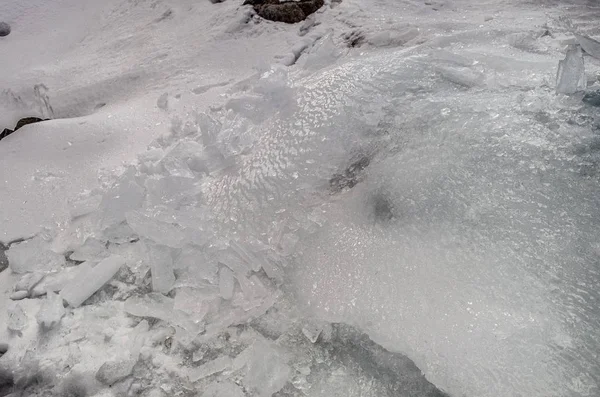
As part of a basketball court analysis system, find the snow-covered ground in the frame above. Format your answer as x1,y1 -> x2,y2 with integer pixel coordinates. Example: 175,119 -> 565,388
1,0 -> 600,396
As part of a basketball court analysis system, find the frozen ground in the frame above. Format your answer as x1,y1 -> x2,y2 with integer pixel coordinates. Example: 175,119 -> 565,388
1,0 -> 600,396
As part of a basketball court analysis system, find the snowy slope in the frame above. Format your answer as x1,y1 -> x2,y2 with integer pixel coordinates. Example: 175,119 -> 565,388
2,0 -> 600,396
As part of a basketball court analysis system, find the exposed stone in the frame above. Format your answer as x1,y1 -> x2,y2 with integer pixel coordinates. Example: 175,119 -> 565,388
244,0 -> 324,24
0,22 -> 10,37
0,117 -> 48,142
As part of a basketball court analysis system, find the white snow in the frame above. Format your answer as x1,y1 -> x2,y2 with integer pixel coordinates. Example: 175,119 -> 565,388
2,0 -> 600,396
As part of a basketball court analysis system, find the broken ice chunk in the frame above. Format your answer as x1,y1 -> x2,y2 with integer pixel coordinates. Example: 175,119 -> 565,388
7,303 -> 28,332
279,233 -> 299,257
158,141 -> 204,178
145,175 -> 198,207
436,66 -> 484,88
96,359 -> 135,386
230,241 -> 263,272
14,272 -> 44,293
244,340 -> 290,397
124,293 -> 199,336
69,238 -> 109,262
9,290 -> 29,300
125,210 -> 187,248
100,169 -> 145,228
68,193 -> 102,219
302,321 -> 323,343
60,256 -> 125,307
556,45 -> 587,94
36,291 -> 65,330
144,241 -> 175,294
236,275 -> 268,301
200,381 -> 245,397
31,265 -> 85,296
187,356 -> 232,382
218,267 -> 235,300
574,33 -> 600,60
174,287 -> 213,318
216,250 -> 252,275
174,245 -> 218,283
6,236 -> 65,274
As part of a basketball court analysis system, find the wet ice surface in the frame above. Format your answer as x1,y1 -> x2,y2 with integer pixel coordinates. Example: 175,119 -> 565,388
2,0 -> 600,397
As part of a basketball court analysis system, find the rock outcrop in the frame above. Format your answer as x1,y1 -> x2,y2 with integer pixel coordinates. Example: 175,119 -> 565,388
244,0 -> 324,24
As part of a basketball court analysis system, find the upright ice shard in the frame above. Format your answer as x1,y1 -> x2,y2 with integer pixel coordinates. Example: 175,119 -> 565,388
144,241 -> 175,294
556,45 -> 586,94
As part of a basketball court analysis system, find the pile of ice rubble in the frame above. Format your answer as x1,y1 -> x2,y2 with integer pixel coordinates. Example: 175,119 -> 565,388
0,70 -> 446,397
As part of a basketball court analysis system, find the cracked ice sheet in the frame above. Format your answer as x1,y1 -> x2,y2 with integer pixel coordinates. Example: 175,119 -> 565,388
2,1 -> 600,397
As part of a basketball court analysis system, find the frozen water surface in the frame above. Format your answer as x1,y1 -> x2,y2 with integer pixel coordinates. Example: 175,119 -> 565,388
2,0 -> 600,396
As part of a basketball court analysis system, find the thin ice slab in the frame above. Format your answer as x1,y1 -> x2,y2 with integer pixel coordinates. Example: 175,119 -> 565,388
60,256 -> 124,307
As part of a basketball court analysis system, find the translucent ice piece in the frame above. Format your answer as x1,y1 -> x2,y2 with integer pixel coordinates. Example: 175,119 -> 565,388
69,238 -> 109,262
100,169 -> 145,228
574,33 -> 600,60
174,287 -> 212,318
36,291 -> 65,329
236,275 -> 268,301
216,249 -> 252,275
145,175 -> 199,207
244,340 -> 290,397
124,293 -> 199,335
230,240 -> 262,272
60,256 -> 124,307
96,359 -> 135,386
200,381 -> 244,397
7,303 -> 28,332
187,356 -> 232,382
125,210 -> 186,248
6,236 -> 65,274
556,45 -> 587,94
219,267 -> 235,300
174,245 -> 218,283
144,241 -> 175,294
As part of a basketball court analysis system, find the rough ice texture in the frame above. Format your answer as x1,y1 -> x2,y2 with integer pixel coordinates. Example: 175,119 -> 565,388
6,237 -> 65,274
7,303 -> 28,332
60,256 -> 124,307
244,340 -> 290,397
124,293 -> 200,337
187,356 -> 233,382
35,291 -> 65,329
200,381 -> 245,397
125,210 -> 187,248
556,45 -> 586,94
100,170 -> 145,228
144,241 -> 175,294
218,266 -> 235,300
96,359 -> 135,386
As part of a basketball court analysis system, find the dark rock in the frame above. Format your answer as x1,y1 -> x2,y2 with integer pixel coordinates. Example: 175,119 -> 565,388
330,155 -> 370,192
259,2 -> 305,23
583,91 -> 600,107
0,242 -> 7,273
246,0 -> 324,24
0,117 -> 48,142
296,0 -> 324,17
0,367 -> 14,397
0,22 -> 10,37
